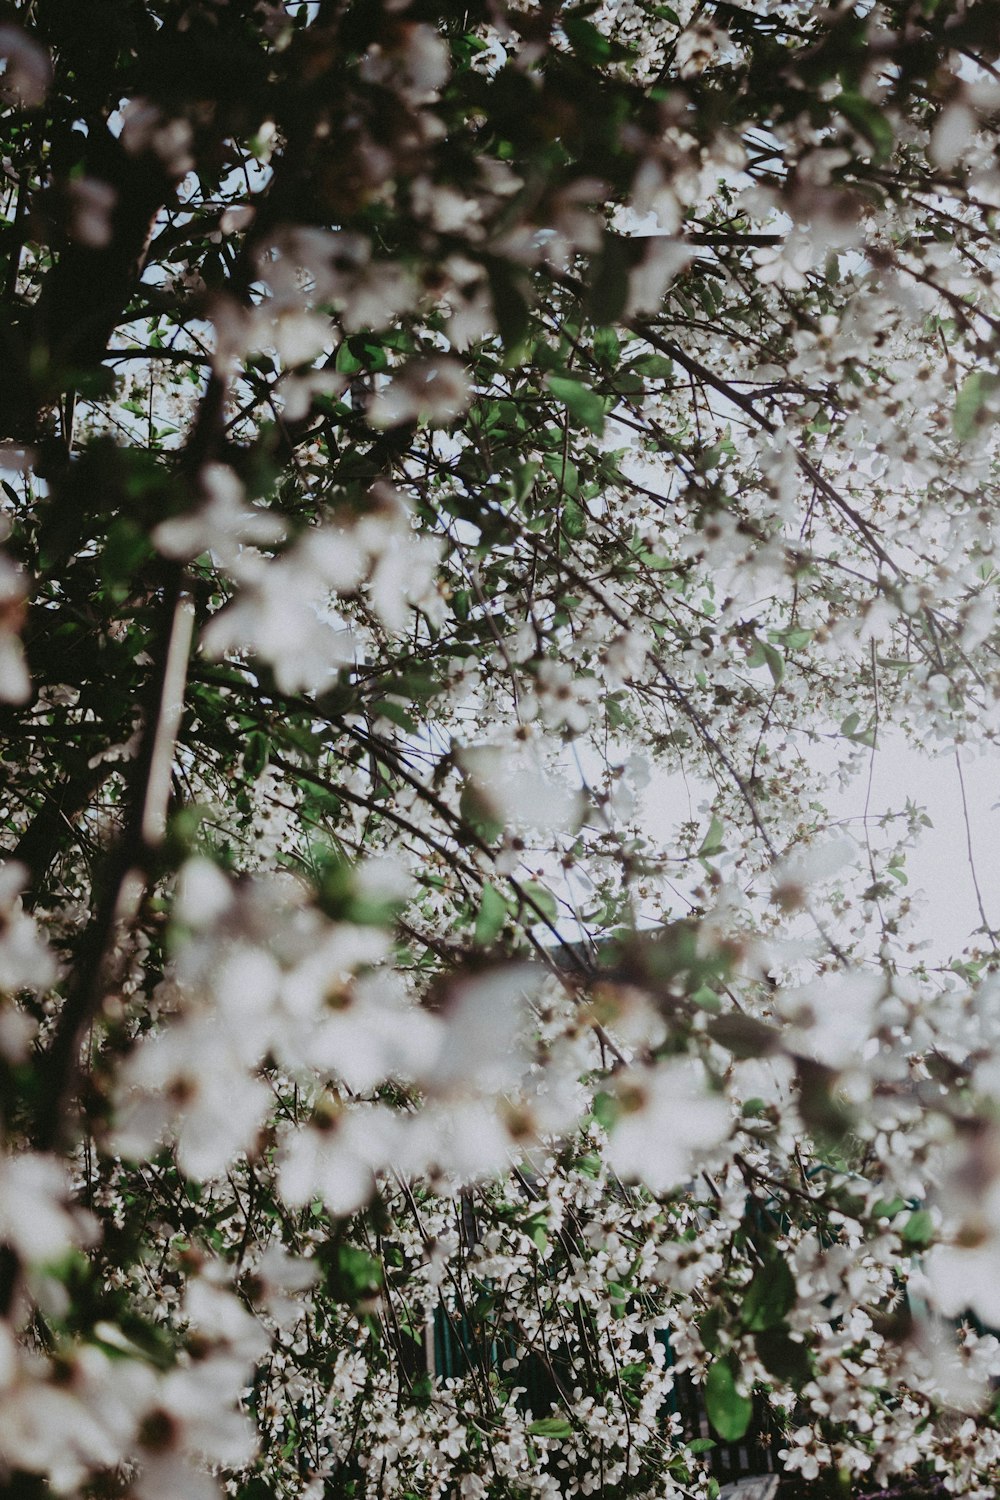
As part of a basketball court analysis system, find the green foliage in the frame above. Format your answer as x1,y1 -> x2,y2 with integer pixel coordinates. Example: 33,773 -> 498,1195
0,5 -> 998,1499
741,1254 -> 796,1332
704,1358 -> 753,1442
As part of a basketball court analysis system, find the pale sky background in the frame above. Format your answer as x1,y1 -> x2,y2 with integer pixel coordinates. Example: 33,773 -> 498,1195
831,735 -> 1000,960
639,733 -> 1000,963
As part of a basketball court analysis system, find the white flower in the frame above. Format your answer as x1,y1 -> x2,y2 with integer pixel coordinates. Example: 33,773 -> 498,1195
280,945 -> 440,1089
770,836 -> 856,912
525,659 -> 600,735
153,465 -> 285,572
114,1015 -> 272,1180
421,965 -> 537,1098
65,178 -> 116,248
183,1275 -> 269,1369
927,1241 -> 1000,1329
457,742 -> 584,834
132,1361 -> 258,1500
0,1152 -> 93,1264
753,238 -> 814,291
0,1366 -> 125,1491
775,972 -> 883,1071
0,861 -> 58,992
260,228 -> 416,332
120,100 -> 194,176
243,1243 -> 318,1327
0,555 -> 29,702
368,358 -> 471,429
930,103 -> 978,170
173,858 -> 234,932
416,1096 -> 517,1180
268,308 -> 331,367
278,1105 -> 401,1215
200,558 -> 356,694
607,1060 -> 729,1194
133,1453 -> 220,1500
367,531 -> 443,633
625,237 -> 692,316
299,524 -> 368,593
0,25 -> 51,108
358,23 -> 450,103
675,22 -> 723,78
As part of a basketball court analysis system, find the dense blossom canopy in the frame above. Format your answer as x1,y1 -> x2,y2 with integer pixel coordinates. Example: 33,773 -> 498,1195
5,2 -> 1000,1498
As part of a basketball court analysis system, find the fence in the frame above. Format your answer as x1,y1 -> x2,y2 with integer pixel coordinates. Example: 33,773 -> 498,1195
425,1306 -> 955,1498
427,1306 -> 781,1488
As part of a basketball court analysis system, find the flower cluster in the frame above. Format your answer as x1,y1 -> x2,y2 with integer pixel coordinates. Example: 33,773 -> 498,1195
4,4 -> 1000,1500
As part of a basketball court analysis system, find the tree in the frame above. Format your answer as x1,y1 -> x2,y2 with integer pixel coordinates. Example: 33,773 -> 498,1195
3,0 -> 1000,1496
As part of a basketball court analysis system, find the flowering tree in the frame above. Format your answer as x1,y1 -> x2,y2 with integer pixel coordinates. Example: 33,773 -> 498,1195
6,1 -> 1000,1497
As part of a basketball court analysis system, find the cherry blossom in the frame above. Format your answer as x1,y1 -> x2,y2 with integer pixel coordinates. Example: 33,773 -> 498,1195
3,5 -> 1000,1500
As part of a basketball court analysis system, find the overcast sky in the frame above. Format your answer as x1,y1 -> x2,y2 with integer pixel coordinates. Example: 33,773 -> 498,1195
639,732 -> 1000,965
829,734 -> 1000,961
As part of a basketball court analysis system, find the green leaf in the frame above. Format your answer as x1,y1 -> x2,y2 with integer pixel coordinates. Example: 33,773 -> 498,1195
630,353 -> 674,379
453,588 -> 471,620
747,634 -> 784,685
562,15 -> 612,63
273,722 -> 322,759
761,642 -> 785,686
348,334 -> 390,372
101,516 -> 150,591
511,459 -> 541,503
835,92 -> 894,160
243,731 -> 270,780
771,626 -> 813,651
697,814 -> 725,858
527,1418 -> 574,1439
93,1318 -> 174,1369
900,1209 -> 934,1247
460,782 -> 505,843
487,259 -> 531,350
562,499 -> 587,539
795,1057 -> 855,1140
754,1325 -> 811,1386
706,1012 -> 781,1059
542,451 -> 580,496
526,1209 -> 549,1251
520,880 -> 559,925
588,233 -> 631,324
704,1358 -> 753,1442
742,1255 -> 796,1332
953,371 -> 1000,442
474,883 -> 508,946
698,1304 -> 722,1354
613,371 -> 645,398
546,374 -> 605,435
607,1279 -> 629,1311
606,693 -> 628,730
592,326 -> 620,368
591,1090 -> 618,1130
372,699 -> 418,733
324,1244 -> 383,1303
335,340 -> 363,375
839,710 -> 876,747
686,1438 -> 716,1454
